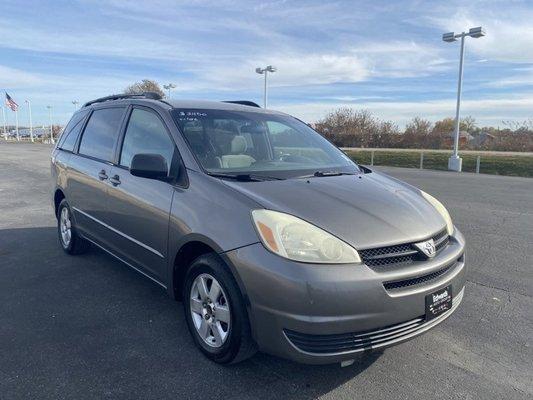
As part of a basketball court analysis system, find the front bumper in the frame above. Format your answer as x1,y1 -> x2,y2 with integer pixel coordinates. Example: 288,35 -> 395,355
224,228 -> 466,365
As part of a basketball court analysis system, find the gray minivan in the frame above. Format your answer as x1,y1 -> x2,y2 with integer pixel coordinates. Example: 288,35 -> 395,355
51,92 -> 466,365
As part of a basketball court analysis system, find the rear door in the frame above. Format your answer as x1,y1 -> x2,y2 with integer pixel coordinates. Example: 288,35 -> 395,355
106,106 -> 178,281
68,107 -> 126,244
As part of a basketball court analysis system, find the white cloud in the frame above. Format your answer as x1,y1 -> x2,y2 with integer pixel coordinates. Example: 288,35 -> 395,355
351,41 -> 448,78
192,40 -> 446,90
0,18 -> 191,61
317,95 -> 393,101
485,67 -> 533,88
195,54 -> 370,90
0,66 -> 43,88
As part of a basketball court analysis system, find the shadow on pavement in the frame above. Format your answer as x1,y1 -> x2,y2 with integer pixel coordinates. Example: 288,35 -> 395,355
0,226 -> 381,399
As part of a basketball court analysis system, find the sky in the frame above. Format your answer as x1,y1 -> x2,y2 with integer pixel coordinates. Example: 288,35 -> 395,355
1,0 -> 532,127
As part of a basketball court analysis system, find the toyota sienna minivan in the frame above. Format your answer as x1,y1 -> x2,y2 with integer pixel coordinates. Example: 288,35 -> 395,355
51,92 -> 466,365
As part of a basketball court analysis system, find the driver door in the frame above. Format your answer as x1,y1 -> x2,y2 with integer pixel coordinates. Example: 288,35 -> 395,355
105,106 -> 178,282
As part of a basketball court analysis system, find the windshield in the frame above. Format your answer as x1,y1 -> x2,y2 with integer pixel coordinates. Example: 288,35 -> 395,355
172,108 -> 359,179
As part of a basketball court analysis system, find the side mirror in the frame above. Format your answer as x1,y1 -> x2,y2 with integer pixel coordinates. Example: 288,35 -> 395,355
130,153 -> 169,180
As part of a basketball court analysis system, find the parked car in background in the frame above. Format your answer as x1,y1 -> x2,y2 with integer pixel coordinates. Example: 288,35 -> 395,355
51,92 -> 466,365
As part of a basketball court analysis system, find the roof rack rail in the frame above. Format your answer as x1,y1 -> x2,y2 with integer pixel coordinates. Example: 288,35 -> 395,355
83,91 -> 163,108
222,100 -> 261,108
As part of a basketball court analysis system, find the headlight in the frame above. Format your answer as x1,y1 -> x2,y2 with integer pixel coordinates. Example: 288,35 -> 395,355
421,191 -> 454,235
252,210 -> 361,264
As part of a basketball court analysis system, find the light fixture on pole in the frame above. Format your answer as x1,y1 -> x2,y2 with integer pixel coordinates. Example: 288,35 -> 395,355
25,100 -> 34,142
46,105 -> 54,144
255,65 -> 277,108
442,26 -> 486,172
72,100 -> 79,110
163,83 -> 176,99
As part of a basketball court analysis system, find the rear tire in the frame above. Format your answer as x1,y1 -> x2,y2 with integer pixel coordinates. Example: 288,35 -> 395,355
183,253 -> 256,364
57,199 -> 90,255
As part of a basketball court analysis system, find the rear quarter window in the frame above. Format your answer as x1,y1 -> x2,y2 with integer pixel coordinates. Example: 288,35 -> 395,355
78,107 -> 125,162
57,110 -> 88,151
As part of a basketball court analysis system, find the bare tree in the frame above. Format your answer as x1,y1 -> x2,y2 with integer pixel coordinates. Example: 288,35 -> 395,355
312,107 -> 531,151
432,118 -> 455,135
399,117 -> 433,148
124,79 -> 165,98
502,119 -> 533,131
461,116 -> 477,132
405,117 -> 432,136
315,108 -> 399,148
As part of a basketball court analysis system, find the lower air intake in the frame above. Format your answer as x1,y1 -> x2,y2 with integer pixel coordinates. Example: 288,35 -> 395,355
284,289 -> 464,355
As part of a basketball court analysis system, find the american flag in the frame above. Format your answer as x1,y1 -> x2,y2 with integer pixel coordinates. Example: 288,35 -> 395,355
5,93 -> 19,112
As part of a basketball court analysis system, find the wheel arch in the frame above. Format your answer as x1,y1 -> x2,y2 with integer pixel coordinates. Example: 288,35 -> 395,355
54,188 -> 66,218
168,234 -> 250,307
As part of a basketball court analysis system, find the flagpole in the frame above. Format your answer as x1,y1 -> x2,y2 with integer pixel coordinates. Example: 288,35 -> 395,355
1,106 -> 6,140
15,110 -> 19,141
25,100 -> 33,142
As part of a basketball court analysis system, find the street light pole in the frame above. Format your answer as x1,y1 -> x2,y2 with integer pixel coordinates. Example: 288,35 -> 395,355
46,105 -> 54,144
163,83 -> 176,99
255,65 -> 277,108
442,27 -> 485,172
263,72 -> 268,109
25,100 -> 33,142
72,100 -> 79,110
452,35 -> 465,161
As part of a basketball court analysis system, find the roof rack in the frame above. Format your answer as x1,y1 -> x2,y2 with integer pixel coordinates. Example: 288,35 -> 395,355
222,100 -> 261,108
82,91 -> 163,108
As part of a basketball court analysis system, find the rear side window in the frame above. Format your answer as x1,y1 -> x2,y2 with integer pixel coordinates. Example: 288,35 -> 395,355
79,108 -> 125,162
57,110 -> 88,150
61,120 -> 84,152
119,108 -> 175,171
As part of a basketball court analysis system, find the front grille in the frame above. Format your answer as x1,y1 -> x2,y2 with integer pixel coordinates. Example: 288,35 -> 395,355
433,229 -> 447,242
360,228 -> 449,268
435,235 -> 449,252
383,260 -> 457,291
284,288 -> 464,355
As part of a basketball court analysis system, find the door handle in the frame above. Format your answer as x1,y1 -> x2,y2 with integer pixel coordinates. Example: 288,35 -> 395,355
98,170 -> 108,181
110,175 -> 121,186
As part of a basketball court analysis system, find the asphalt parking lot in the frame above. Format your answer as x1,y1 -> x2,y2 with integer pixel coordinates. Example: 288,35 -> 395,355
1,142 -> 532,399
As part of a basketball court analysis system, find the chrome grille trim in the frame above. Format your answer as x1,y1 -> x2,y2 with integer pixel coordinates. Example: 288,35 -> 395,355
360,228 -> 449,268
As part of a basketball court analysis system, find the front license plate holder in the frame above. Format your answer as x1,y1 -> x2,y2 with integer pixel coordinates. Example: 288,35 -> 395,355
425,285 -> 452,321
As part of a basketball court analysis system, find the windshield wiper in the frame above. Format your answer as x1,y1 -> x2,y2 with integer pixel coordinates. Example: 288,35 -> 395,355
298,170 -> 358,178
206,172 -> 284,181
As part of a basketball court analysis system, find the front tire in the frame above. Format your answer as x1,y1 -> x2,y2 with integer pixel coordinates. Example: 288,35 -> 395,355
183,254 -> 256,364
57,199 -> 89,255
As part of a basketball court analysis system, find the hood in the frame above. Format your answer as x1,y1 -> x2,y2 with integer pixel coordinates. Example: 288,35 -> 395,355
221,171 -> 447,250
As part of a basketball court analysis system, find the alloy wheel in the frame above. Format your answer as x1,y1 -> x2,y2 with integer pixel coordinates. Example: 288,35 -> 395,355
190,273 -> 231,348
60,207 -> 72,247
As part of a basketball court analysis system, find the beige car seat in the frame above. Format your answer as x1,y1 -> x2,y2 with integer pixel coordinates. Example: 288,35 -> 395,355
220,136 -> 255,169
